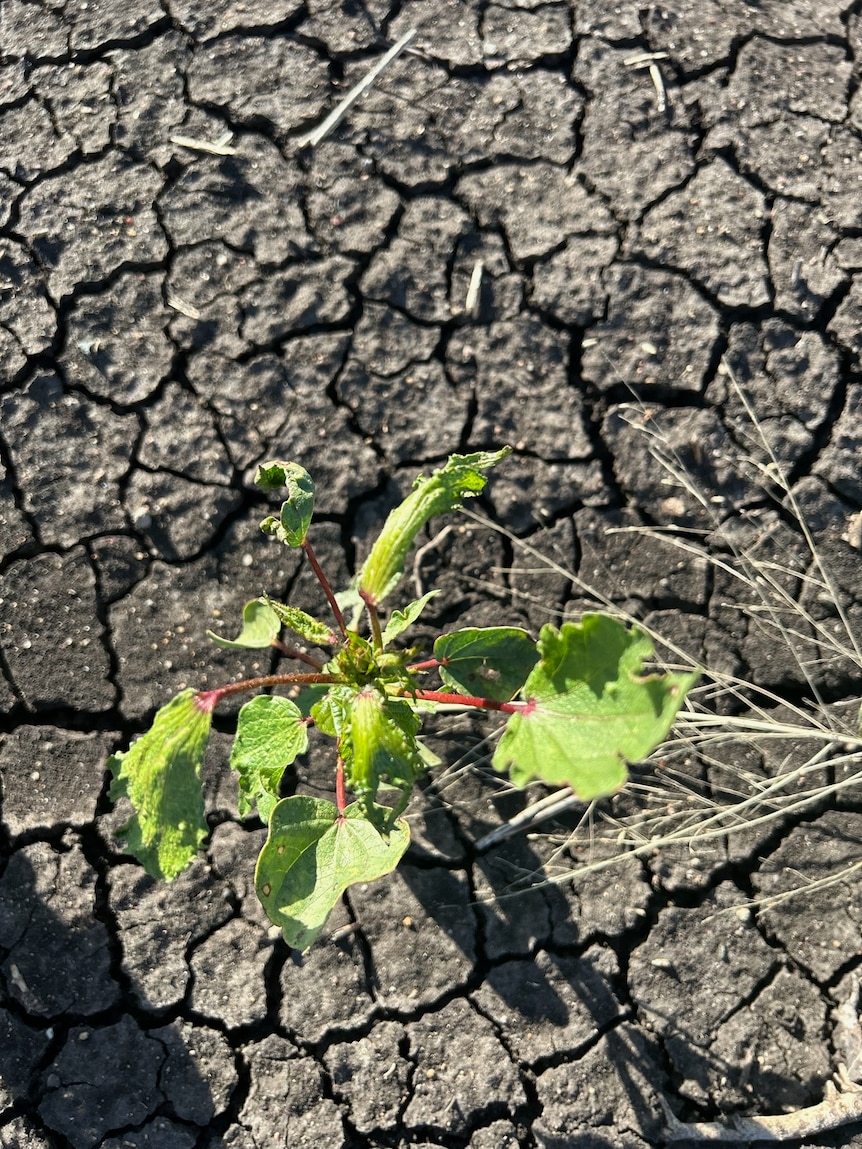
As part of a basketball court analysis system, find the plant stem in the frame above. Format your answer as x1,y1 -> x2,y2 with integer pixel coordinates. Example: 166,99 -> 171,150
335,753 -> 348,815
360,590 -> 384,650
196,672 -> 341,711
407,657 -> 441,672
409,688 -> 529,714
302,538 -> 347,637
273,640 -> 327,670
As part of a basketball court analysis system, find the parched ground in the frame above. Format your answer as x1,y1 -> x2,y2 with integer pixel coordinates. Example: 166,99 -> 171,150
1,2 -> 862,1147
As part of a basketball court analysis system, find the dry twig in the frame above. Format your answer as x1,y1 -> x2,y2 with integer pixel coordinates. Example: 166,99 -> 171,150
299,28 -> 417,148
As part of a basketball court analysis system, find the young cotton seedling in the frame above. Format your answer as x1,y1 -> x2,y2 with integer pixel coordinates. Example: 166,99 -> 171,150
108,451 -> 697,949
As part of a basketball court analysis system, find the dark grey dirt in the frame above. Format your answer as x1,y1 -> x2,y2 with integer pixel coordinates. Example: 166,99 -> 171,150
1,3 -> 861,1148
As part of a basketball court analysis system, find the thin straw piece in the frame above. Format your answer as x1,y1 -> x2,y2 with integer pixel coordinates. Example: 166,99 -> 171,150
475,789 -> 584,851
299,28 -> 418,149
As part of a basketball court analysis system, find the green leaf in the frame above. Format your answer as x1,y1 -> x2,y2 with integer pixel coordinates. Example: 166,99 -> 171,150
263,595 -> 337,645
359,449 -> 511,605
434,626 -> 539,702
493,615 -> 698,799
342,689 -> 424,801
255,796 -> 410,950
108,690 -> 212,881
206,599 -> 281,649
416,739 -> 443,770
230,695 -> 309,822
312,686 -> 425,810
381,590 -> 440,647
256,460 -> 315,546
311,684 -> 357,739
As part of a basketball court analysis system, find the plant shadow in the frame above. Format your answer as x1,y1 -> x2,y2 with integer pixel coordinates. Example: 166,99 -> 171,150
0,839 -> 234,1147
390,759 -> 842,1146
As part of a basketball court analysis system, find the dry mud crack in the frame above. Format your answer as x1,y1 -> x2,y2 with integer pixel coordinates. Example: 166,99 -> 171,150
1,2 -> 862,1147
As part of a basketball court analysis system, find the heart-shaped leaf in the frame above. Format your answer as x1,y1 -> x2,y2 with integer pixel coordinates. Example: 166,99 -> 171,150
255,796 -> 410,950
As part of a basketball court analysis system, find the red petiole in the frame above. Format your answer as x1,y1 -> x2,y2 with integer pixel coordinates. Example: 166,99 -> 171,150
360,589 -> 384,650
335,753 -> 348,817
303,538 -> 347,637
195,672 -> 341,712
408,688 -> 532,714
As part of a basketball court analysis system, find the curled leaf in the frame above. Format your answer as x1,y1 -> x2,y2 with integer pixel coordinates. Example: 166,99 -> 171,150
381,590 -> 440,647
311,684 -> 357,739
256,460 -> 315,547
312,686 -> 425,816
343,688 -> 424,804
108,690 -> 212,880
359,449 -> 510,605
263,595 -> 337,645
